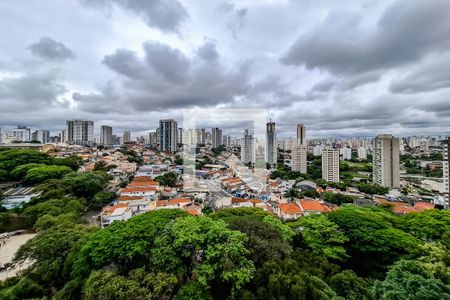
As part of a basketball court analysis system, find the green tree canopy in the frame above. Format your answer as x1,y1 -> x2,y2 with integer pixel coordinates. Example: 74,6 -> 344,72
373,260 -> 450,299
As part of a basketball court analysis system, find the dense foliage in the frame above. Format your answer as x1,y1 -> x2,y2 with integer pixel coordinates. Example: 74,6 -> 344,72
0,205 -> 449,299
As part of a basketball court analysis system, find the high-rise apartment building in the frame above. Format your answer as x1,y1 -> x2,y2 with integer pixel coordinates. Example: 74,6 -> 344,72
340,147 -> 352,160
266,121 -> 277,166
200,129 -> 206,145
373,134 -> 400,188
442,137 -> 449,208
32,130 -> 50,144
123,131 -> 131,144
357,147 -> 367,160
241,129 -> 255,164
11,126 -> 31,141
292,145 -> 307,173
297,123 -> 306,146
322,146 -> 340,182
211,128 -> 222,148
66,120 -> 94,146
159,119 -> 178,152
100,126 -> 113,146
223,135 -> 231,147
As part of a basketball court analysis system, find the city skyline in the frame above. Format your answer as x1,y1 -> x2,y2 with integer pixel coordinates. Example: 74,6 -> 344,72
1,1 -> 450,137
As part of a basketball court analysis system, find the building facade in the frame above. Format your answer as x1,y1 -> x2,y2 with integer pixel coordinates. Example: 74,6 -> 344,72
66,120 -> 94,146
159,119 -> 178,152
322,146 -> 340,182
443,137 -> 449,208
123,131 -> 131,144
100,126 -> 113,146
211,127 -> 223,148
292,145 -> 307,173
297,123 -> 306,146
373,134 -> 400,188
241,129 -> 255,164
31,130 -> 50,144
266,121 -> 277,166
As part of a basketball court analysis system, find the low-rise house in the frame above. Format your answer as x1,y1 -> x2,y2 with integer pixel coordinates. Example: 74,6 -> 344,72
101,203 -> 132,227
298,199 -> 332,215
276,202 -> 303,220
119,187 -> 157,199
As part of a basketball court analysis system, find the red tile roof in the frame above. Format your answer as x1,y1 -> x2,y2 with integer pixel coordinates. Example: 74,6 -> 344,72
279,203 -> 302,215
299,200 -> 331,212
121,187 -> 157,193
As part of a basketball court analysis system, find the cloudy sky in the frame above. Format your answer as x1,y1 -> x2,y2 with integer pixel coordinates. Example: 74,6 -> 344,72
1,0 -> 450,138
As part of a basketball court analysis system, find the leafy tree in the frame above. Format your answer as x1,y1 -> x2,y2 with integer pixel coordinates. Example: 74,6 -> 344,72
209,207 -> 269,222
62,171 -> 109,200
226,216 -> 291,266
250,259 -> 336,300
373,260 -> 450,299
155,172 -> 178,187
84,270 -> 148,300
0,276 -> 48,300
72,209 -> 187,277
150,216 -> 255,297
329,270 -> 373,300
92,191 -> 116,208
51,155 -> 82,171
0,169 -> 8,182
24,198 -> 84,224
0,149 -> 52,172
12,224 -> 96,289
24,165 -> 73,184
284,188 -> 300,200
399,209 -> 450,244
299,189 -> 320,198
328,206 -> 420,276
356,183 -> 389,195
10,163 -> 45,180
321,192 -> 356,205
290,214 -> 348,260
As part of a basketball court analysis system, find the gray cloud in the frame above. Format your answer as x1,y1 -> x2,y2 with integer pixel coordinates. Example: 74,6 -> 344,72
103,49 -> 148,79
281,0 -> 450,74
390,54 -> 450,93
0,71 -> 67,112
217,3 -> 247,38
76,40 -> 251,112
143,41 -> 190,84
80,0 -> 188,32
197,40 -> 219,61
28,37 -> 75,62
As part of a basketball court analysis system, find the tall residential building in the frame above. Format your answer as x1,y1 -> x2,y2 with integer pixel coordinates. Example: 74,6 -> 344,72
297,123 -> 306,146
59,129 -> 67,143
266,121 -> 277,166
322,146 -> 340,182
100,126 -> 113,146
11,126 -> 31,141
200,129 -> 206,145
340,147 -> 352,160
32,130 -> 50,144
0,127 -> 2,144
66,120 -> 94,146
373,134 -> 400,188
211,128 -> 222,148
357,147 -> 367,160
292,145 -> 307,173
123,131 -> 131,144
223,135 -> 231,147
159,119 -> 178,152
149,131 -> 158,145
444,137 -> 450,208
241,129 -> 255,164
